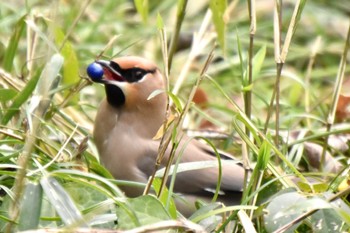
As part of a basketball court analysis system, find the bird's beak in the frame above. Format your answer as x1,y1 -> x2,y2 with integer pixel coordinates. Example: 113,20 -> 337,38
95,60 -> 126,83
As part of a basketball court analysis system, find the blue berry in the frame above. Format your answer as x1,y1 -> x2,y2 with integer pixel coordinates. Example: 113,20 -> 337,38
87,62 -> 104,81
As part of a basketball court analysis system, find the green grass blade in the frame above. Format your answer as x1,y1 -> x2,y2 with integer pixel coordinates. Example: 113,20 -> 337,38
3,15 -> 26,72
1,69 -> 41,125
134,0 -> 149,23
152,178 -> 177,219
252,45 -> 266,81
210,0 -> 227,53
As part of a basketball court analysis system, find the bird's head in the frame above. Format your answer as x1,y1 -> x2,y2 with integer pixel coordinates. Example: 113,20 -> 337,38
87,56 -> 166,110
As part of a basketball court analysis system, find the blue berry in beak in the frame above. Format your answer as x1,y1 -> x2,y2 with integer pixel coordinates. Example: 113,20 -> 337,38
87,62 -> 104,82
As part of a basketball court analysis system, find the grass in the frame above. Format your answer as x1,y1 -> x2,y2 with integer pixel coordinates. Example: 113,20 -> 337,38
0,0 -> 350,232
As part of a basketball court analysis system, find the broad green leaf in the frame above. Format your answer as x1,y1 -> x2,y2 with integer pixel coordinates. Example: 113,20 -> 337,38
65,193 -> 113,212
324,192 -> 350,227
54,26 -> 80,101
264,191 -> 308,233
134,0 -> 149,23
312,208 -> 346,233
264,190 -> 340,233
63,182 -> 116,228
209,0 -> 227,53
18,182 -> 43,231
3,15 -> 26,72
116,195 -> 171,230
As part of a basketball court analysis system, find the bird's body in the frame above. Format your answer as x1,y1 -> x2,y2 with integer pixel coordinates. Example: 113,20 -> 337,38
88,56 -> 245,215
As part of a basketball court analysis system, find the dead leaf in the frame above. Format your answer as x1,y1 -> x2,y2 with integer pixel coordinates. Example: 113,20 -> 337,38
336,94 -> 350,122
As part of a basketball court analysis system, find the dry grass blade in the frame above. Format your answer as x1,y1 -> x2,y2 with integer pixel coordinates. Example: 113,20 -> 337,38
143,14 -> 170,196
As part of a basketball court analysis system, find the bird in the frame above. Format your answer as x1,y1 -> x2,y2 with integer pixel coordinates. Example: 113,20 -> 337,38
87,56 -> 246,216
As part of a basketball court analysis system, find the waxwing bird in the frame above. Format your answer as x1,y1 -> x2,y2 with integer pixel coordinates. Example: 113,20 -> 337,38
87,56 -> 246,216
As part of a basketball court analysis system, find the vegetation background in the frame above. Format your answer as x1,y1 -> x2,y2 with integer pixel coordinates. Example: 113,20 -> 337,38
0,0 -> 349,232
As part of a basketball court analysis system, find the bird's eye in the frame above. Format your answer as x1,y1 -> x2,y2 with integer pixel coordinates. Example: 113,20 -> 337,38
134,70 -> 144,80
125,68 -> 147,82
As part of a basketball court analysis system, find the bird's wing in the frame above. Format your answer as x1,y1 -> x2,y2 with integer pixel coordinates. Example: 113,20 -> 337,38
136,135 -> 246,195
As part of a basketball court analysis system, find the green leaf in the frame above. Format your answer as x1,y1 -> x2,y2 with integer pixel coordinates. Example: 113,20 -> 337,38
62,182 -> 117,228
134,0 -> 149,23
51,169 -> 125,198
264,190 -> 340,233
3,15 -> 26,72
152,178 -> 177,219
209,0 -> 227,53
116,195 -> 171,230
0,88 -> 17,102
83,152 -> 115,179
54,26 -> 80,100
40,176 -> 87,227
167,91 -> 183,112
256,139 -> 271,171
156,13 -> 164,29
252,45 -> 266,80
18,182 -> 43,231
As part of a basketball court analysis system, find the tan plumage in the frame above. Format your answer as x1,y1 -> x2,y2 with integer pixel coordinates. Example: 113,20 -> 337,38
91,56 -> 245,215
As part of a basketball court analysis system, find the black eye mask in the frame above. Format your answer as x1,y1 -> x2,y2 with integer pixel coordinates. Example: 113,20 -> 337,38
109,61 -> 155,83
